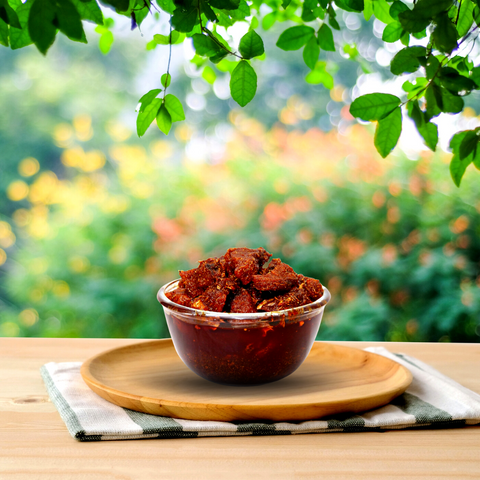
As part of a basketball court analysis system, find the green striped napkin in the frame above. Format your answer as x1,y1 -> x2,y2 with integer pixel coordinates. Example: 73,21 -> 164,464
41,347 -> 480,441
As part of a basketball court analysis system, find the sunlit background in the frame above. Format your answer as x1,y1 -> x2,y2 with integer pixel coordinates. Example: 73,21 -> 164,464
1,6 -> 480,342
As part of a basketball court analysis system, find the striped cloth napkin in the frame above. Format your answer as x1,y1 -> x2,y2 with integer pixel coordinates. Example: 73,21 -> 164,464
41,347 -> 480,441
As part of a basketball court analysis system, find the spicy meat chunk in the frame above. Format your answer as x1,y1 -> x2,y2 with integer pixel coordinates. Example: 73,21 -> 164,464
224,247 -> 271,285
164,247 -> 324,313
252,260 -> 299,292
165,287 -> 192,308
298,274 -> 324,302
230,288 -> 257,313
179,256 -> 226,297
191,286 -> 227,312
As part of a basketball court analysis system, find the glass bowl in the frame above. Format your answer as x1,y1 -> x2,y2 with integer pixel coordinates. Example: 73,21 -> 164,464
157,279 -> 331,386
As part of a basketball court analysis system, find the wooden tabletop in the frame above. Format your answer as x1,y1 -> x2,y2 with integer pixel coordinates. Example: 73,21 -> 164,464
1,338 -> 479,479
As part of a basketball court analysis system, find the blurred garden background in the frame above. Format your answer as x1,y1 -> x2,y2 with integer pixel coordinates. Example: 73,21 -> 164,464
1,6 -> 480,343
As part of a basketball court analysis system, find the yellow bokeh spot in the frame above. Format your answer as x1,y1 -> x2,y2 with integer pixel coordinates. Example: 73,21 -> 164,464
174,123 -> 193,142
101,195 -> 130,214
0,221 -> 12,238
53,281 -> 70,297
30,288 -> 44,302
29,172 -> 59,205
0,322 -> 20,336
19,309 -> 39,327
0,232 -> 15,248
19,157 -> 40,177
53,123 -> 74,148
462,107 -> 476,118
62,146 -> 84,167
330,85 -> 345,102
0,248 -> 6,266
109,245 -> 128,264
105,120 -> 132,142
83,151 -> 106,172
73,114 -> 93,142
7,180 -> 29,201
69,255 -> 90,273
150,140 -> 173,159
62,147 -> 105,172
13,209 -> 31,227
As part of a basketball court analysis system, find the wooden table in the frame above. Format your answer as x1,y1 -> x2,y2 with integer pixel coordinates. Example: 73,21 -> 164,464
1,338 -> 479,479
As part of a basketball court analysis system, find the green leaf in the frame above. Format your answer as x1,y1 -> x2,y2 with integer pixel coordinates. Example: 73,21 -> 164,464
0,0 -> 20,28
99,0 -> 129,12
374,107 -> 402,158
208,0 -> 240,9
137,97 -> 162,137
192,33 -> 223,57
0,18 -> 7,47
262,12 -> 276,30
238,30 -> 264,59
303,36 -> 320,70
201,0 -> 217,22
202,65 -> 216,84
28,0 -> 57,55
282,0 -> 292,8
439,68 -> 477,94
389,1 -> 409,21
372,0 -> 394,24
9,0 -> 33,49
157,0 -> 175,14
137,88 -> 162,113
425,56 -> 440,80
457,0 -> 474,37
156,104 -> 172,135
398,11 -> 430,33
276,25 -> 315,51
382,21 -> 404,42
471,66 -> 480,87
450,154 -> 471,186
442,88 -> 464,113
317,23 -> 335,51
171,7 -> 197,33
305,61 -> 334,89
164,94 -> 185,122
390,46 -> 426,75
230,60 -> 257,107
418,121 -> 438,151
412,0 -> 453,18
363,0 -> 373,20
433,12 -> 457,54
98,29 -> 113,53
71,0 -> 104,24
56,0 -> 87,43
350,93 -> 401,121
328,12 -> 340,30
459,131 -> 478,160
425,85 -> 442,118
343,0 -> 364,12
154,31 -> 180,45
161,73 -> 171,88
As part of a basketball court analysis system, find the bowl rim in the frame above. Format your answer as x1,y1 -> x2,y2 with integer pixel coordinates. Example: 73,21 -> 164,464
157,278 -> 331,320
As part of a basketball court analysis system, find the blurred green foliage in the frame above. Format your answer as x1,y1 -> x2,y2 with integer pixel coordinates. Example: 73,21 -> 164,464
1,118 -> 480,342
0,21 -> 479,343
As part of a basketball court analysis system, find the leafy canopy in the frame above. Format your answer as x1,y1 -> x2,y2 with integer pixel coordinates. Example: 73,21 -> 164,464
1,0 -> 480,186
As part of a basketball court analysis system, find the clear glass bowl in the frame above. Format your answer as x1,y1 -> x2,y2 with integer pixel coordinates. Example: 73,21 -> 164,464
157,279 -> 331,386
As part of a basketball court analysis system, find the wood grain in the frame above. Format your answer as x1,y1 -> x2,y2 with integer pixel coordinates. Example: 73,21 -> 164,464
1,337 -> 480,480
81,340 -> 412,421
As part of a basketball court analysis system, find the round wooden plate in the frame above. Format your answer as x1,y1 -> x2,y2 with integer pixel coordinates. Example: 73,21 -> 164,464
81,340 -> 412,422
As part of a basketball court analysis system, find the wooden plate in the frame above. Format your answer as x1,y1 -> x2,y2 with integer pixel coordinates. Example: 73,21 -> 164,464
81,340 -> 412,422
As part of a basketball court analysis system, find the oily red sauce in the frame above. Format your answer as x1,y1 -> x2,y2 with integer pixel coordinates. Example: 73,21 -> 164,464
165,311 -> 322,385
